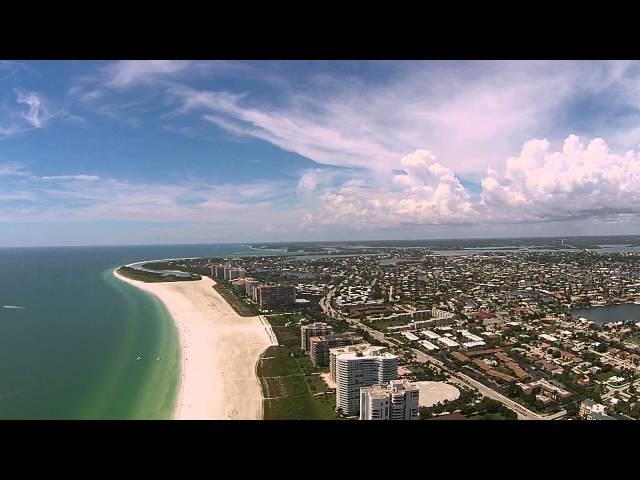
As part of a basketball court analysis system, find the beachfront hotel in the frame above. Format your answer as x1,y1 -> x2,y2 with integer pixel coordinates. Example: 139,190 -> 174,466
308,332 -> 364,366
360,379 -> 420,420
300,322 -> 333,352
335,347 -> 399,416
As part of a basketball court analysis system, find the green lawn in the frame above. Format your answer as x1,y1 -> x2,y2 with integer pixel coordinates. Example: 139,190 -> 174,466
596,370 -> 617,382
258,317 -> 341,420
211,280 -> 260,317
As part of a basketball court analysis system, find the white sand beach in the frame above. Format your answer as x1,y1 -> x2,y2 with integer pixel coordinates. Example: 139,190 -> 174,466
113,269 -> 277,420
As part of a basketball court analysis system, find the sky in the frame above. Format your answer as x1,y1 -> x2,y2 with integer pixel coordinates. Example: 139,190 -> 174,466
2,60 -> 640,246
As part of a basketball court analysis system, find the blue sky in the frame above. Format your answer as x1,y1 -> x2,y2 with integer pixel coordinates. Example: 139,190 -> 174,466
2,60 -> 640,246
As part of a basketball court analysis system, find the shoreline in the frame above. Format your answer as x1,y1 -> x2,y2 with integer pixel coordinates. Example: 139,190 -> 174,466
113,267 -> 277,419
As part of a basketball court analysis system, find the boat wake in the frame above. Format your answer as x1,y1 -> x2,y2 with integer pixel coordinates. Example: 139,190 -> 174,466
2,305 -> 25,310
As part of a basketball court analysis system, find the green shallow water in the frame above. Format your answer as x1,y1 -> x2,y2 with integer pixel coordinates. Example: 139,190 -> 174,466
0,244 -> 273,419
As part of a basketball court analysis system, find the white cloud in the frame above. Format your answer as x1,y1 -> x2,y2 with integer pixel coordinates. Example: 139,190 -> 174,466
298,135 -> 640,232
8,61 -> 640,241
0,162 -> 27,176
104,61 -> 193,89
0,171 -> 300,230
479,135 -> 640,223
306,150 -> 476,229
40,175 -> 100,182
15,89 -> 49,128
168,61 -> 640,182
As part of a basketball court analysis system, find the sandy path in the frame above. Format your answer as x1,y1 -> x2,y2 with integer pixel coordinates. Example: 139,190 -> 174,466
113,270 -> 277,419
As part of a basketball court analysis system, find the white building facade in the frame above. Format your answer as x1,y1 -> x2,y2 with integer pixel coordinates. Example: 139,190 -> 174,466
335,347 -> 399,416
360,380 -> 420,420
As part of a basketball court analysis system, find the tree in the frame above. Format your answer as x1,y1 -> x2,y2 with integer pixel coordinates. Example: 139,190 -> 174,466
565,401 -> 579,417
501,407 -> 517,420
506,382 -> 520,398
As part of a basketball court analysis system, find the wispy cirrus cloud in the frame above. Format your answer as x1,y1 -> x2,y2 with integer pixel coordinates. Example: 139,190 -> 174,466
7,60 -> 640,242
40,175 -> 100,182
15,89 -> 49,128
1,89 -> 53,137
0,161 -> 28,176
0,165 -> 300,236
165,61 -> 640,180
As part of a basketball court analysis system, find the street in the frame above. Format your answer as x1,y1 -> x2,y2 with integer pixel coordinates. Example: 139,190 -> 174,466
319,289 -> 566,420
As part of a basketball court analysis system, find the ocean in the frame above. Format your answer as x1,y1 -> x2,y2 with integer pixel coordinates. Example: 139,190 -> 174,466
0,244 -> 277,419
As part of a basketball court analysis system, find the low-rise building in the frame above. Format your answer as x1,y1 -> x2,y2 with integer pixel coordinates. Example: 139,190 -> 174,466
579,399 -> 615,420
437,337 -> 460,349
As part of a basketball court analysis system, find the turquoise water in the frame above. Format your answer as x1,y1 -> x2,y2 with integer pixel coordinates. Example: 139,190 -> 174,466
0,244 -> 276,419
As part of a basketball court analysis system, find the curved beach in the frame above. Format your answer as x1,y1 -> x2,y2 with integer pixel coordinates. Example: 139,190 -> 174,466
113,269 -> 277,419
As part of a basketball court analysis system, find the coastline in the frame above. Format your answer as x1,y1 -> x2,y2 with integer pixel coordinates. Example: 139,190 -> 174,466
113,267 -> 277,419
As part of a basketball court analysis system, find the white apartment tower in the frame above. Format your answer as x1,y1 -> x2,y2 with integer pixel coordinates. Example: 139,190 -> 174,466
335,347 -> 399,416
329,343 -> 372,382
359,380 -> 420,420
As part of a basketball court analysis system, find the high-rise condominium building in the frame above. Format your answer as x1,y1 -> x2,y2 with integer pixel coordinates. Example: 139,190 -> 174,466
245,279 -> 260,298
359,379 -> 420,420
329,343 -> 372,382
225,268 -> 245,281
308,332 -> 364,366
214,265 -> 226,278
257,285 -> 296,310
300,322 -> 333,352
335,347 -> 398,416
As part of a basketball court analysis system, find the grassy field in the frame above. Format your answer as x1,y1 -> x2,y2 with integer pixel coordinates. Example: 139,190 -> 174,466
116,266 -> 200,283
596,370 -> 618,382
211,280 -> 260,317
258,314 -> 340,420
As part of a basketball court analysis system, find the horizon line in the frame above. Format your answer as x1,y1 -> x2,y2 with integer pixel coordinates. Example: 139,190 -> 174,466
1,233 -> 639,249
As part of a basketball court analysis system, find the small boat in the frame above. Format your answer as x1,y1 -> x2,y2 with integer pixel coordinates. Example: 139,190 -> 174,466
136,356 -> 142,360
156,357 -> 161,361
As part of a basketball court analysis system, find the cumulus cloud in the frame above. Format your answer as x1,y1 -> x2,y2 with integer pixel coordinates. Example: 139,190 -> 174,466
297,171 -> 319,197
301,137 -> 640,231
479,135 -> 640,222
307,150 -> 476,229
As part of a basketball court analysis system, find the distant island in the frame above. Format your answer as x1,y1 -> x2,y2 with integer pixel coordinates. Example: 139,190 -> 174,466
116,265 -> 201,283
249,235 -> 640,254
